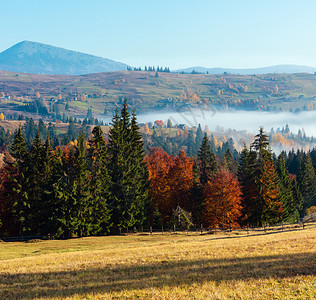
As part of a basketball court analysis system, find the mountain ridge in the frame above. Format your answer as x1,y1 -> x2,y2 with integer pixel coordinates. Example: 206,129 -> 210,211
174,64 -> 316,75
0,41 -> 128,75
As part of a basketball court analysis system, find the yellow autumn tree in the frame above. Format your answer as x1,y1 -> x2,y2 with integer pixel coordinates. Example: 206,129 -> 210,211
0,113 -> 4,120
144,123 -> 150,134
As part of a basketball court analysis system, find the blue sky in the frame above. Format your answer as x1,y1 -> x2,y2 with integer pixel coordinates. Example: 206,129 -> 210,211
2,0 -> 316,69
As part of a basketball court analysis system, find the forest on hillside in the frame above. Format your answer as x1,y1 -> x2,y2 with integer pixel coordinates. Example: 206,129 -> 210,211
0,100 -> 316,238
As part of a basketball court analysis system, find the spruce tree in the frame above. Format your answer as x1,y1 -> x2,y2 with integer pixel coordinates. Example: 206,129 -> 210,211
298,152 -> 316,213
88,126 -> 112,234
190,161 -> 204,225
40,136 -> 62,235
198,133 -> 217,185
238,144 -> 258,225
24,131 -> 44,234
276,154 -> 296,221
250,128 -> 282,226
108,100 -> 149,231
8,127 -> 29,235
53,145 -> 78,238
129,112 -> 150,226
74,132 -> 92,237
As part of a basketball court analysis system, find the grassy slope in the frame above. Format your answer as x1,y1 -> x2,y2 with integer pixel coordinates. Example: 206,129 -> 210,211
2,71 -> 316,117
0,227 -> 315,299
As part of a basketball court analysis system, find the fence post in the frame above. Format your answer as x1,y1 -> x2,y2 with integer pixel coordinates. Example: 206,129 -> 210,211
133,226 -> 136,233
119,228 -> 122,235
173,224 -> 176,234
150,226 -> 152,235
201,224 -> 203,234
263,222 -> 266,232
162,226 -> 163,234
247,223 -> 249,234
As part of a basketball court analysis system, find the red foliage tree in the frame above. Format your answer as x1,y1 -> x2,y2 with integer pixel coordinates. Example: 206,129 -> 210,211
168,150 -> 194,212
145,148 -> 194,225
154,120 -> 165,128
145,147 -> 174,224
203,169 -> 242,228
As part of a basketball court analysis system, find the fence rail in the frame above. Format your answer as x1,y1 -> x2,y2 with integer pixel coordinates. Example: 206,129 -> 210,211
118,220 -> 316,235
1,221 -> 315,242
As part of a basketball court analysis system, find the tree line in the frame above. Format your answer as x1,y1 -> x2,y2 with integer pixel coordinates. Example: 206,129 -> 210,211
0,101 -> 315,238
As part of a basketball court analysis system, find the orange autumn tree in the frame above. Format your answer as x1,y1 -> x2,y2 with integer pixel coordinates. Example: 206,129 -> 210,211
146,148 -> 194,225
145,147 -> 175,224
167,150 -> 194,213
203,169 -> 242,228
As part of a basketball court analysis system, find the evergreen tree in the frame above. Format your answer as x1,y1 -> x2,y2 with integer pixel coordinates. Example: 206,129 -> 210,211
40,136 -> 62,235
74,132 -> 92,237
130,111 -> 150,226
250,128 -> 282,225
276,154 -> 297,221
298,152 -> 316,213
190,161 -> 204,225
221,149 -> 238,176
53,145 -> 78,238
167,119 -> 173,128
8,127 -> 29,235
238,144 -> 258,225
23,118 -> 37,146
38,119 -> 47,140
108,100 -> 149,231
67,117 -> 76,141
88,126 -> 112,234
197,133 -> 217,185
24,131 -> 44,234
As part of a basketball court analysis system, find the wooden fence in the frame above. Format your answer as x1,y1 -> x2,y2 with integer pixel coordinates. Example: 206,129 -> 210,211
1,221 -> 315,241
118,220 -> 316,235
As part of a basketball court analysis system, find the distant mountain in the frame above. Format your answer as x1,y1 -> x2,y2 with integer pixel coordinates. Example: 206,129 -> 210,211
174,65 -> 316,75
0,41 -> 128,75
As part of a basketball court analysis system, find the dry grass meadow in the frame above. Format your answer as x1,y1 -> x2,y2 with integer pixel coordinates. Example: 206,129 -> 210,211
0,226 -> 315,299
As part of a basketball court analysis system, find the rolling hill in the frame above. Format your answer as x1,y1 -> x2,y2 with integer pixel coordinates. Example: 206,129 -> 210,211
175,65 -> 316,75
1,70 -> 316,118
0,41 -> 128,75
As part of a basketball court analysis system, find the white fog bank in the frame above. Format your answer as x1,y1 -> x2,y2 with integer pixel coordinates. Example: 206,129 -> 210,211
135,110 -> 316,136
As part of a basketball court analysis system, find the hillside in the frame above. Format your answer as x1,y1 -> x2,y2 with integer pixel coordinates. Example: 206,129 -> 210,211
1,70 -> 316,118
0,41 -> 127,75
176,64 -> 316,75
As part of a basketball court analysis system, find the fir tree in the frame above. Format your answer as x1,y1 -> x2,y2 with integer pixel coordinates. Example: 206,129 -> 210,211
8,127 -> 29,235
24,131 -> 44,234
250,128 -> 282,226
88,126 -> 112,234
167,119 -> 173,128
298,152 -> 316,213
40,136 -> 62,235
108,100 -> 149,231
190,161 -> 204,225
74,132 -> 92,237
238,144 -> 258,225
129,111 -> 150,226
276,154 -> 296,221
197,133 -> 217,185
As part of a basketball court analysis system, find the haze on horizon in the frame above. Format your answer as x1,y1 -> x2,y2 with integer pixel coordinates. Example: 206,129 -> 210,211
1,0 -> 316,70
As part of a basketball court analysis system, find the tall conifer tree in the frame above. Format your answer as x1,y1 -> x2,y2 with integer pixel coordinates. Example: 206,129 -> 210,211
198,133 -> 217,185
108,100 -> 149,230
88,126 -> 112,234
298,152 -> 316,213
